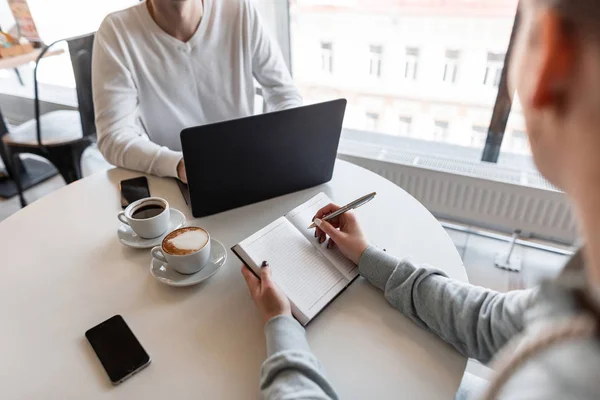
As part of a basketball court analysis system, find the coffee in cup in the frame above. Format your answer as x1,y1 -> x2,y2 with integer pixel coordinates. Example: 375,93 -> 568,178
118,197 -> 170,239
151,227 -> 211,274
131,204 -> 165,220
162,227 -> 210,256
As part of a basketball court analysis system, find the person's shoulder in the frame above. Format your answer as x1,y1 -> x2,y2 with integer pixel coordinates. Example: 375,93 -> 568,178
98,3 -> 146,36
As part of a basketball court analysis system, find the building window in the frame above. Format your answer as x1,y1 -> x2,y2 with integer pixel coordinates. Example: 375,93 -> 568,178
290,2 -> 522,165
369,45 -> 383,78
320,42 -> 333,74
484,52 -> 505,87
433,120 -> 449,140
399,116 -> 412,136
511,129 -> 528,152
471,126 -> 488,147
443,50 -> 460,83
365,112 -> 380,131
404,47 -> 420,80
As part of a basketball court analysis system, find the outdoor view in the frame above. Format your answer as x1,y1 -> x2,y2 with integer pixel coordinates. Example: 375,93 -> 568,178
289,0 -> 527,157
0,0 -> 530,159
0,0 -> 138,88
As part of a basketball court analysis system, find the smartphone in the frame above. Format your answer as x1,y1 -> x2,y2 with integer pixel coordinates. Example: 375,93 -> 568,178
85,315 -> 151,385
120,177 -> 150,208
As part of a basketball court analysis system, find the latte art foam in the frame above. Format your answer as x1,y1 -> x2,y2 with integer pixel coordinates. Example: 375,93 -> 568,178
163,227 -> 209,255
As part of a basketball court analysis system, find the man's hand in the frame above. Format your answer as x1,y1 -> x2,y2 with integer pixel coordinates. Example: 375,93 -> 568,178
177,159 -> 187,183
313,203 -> 369,264
241,262 -> 291,325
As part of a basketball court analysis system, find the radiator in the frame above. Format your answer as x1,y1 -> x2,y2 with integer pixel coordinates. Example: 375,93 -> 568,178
338,153 -> 578,244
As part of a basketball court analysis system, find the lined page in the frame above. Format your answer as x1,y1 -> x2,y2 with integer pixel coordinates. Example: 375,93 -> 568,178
286,193 -> 358,280
239,217 -> 347,318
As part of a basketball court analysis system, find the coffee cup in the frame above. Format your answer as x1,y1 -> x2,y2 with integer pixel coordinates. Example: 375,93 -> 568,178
118,197 -> 170,239
151,226 -> 211,275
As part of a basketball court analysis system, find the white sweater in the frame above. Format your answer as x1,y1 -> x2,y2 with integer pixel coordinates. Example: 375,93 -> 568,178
92,0 -> 302,178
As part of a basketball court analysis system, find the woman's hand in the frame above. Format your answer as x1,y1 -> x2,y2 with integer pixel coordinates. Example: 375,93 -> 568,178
177,159 -> 187,183
313,203 -> 369,264
241,262 -> 292,325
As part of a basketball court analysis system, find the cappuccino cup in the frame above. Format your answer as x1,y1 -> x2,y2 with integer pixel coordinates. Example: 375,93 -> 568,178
118,197 -> 170,239
151,226 -> 211,275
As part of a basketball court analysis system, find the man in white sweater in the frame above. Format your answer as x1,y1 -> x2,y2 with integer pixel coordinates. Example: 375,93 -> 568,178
92,0 -> 302,182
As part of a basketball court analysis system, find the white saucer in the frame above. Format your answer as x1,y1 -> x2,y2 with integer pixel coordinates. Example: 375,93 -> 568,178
117,208 -> 185,249
150,239 -> 227,287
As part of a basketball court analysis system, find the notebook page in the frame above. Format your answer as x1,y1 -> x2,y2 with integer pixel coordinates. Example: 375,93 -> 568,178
238,217 -> 348,321
286,193 -> 358,280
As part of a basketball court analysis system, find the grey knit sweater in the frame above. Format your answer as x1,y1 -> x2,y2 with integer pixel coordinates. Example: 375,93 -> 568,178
259,247 -> 600,399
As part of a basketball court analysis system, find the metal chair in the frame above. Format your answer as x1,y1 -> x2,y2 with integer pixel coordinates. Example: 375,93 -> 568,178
1,33 -> 96,207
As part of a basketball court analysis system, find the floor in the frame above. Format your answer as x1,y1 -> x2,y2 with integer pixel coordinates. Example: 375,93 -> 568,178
0,157 -> 571,384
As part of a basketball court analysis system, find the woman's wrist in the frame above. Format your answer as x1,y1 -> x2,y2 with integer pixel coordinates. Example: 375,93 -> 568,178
263,309 -> 293,326
350,241 -> 370,264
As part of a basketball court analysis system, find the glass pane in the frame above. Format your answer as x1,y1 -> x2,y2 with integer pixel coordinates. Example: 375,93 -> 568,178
0,1 -> 138,88
289,0 -> 519,161
497,95 -> 537,171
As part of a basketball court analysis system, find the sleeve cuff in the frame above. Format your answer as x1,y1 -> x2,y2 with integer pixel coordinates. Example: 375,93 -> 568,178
264,315 -> 311,356
358,246 -> 415,291
154,148 -> 183,179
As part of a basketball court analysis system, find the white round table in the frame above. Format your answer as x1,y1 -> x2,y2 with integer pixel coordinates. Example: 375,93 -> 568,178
0,160 -> 467,399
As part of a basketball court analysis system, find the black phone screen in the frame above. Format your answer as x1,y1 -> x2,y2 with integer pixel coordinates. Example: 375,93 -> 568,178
120,177 -> 150,208
85,315 -> 151,384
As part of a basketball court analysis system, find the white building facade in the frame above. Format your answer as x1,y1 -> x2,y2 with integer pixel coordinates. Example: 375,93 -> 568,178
290,0 -> 528,155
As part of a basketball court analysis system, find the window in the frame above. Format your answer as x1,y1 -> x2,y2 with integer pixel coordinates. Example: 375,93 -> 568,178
443,50 -> 460,83
498,95 -> 535,169
365,112 -> 379,131
369,45 -> 383,78
0,0 -> 139,89
484,52 -> 505,87
290,1 -> 520,164
399,116 -> 412,136
320,41 -> 333,74
434,121 -> 449,141
471,126 -> 488,147
511,130 -> 529,152
404,47 -> 419,80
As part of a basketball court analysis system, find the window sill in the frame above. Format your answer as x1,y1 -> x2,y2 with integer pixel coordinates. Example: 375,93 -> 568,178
339,128 -> 555,191
0,78 -> 77,108
0,77 -> 77,123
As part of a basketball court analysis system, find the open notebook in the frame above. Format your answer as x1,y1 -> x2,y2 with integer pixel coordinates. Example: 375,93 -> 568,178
232,193 -> 359,326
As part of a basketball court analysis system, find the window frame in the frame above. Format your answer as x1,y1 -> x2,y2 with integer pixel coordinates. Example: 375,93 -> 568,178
320,41 -> 333,74
368,44 -> 383,78
404,47 -> 420,81
365,112 -> 380,131
433,120 -> 450,141
443,49 -> 460,84
483,52 -> 506,88
398,116 -> 412,136
481,8 -> 520,163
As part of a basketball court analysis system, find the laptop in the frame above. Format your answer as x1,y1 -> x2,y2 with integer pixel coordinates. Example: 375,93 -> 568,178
180,99 -> 347,218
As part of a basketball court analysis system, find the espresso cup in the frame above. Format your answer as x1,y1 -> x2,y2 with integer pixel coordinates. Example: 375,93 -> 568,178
151,226 -> 211,275
118,197 -> 170,239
